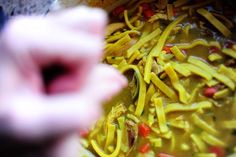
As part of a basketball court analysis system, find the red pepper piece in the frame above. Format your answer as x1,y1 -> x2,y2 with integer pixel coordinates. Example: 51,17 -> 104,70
138,123 -> 151,137
139,143 -> 150,153
112,5 -> 125,16
203,87 -> 217,98
143,9 -> 154,19
163,46 -> 172,53
209,146 -> 225,157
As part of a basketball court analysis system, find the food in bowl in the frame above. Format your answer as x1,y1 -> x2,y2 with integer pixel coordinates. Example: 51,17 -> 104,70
81,0 -> 236,156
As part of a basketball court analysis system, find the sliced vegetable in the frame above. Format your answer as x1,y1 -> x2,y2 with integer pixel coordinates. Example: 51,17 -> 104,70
208,146 -> 225,157
203,87 -> 217,98
139,143 -> 151,153
139,123 -> 151,137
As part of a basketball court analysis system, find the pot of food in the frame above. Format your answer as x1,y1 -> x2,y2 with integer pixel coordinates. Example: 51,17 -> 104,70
57,0 -> 236,156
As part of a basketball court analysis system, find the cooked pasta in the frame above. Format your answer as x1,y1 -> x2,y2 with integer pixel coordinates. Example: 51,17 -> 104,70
81,0 -> 236,156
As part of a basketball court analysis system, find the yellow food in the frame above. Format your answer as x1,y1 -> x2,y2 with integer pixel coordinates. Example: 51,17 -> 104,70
83,0 -> 236,157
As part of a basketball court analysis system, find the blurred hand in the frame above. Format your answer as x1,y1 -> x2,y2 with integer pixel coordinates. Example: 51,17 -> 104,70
0,6 -> 127,157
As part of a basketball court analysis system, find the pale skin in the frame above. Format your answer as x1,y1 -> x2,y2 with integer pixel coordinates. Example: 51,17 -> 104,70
0,6 -> 127,157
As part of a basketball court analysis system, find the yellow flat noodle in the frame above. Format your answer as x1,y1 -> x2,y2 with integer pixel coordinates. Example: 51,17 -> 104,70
164,63 -> 189,103
105,34 -> 132,55
188,56 -> 215,74
181,0 -> 212,10
150,72 -> 178,101
105,124 -> 116,148
148,114 -> 155,126
176,39 -> 209,49
197,8 -> 231,37
124,10 -> 143,30
154,98 -> 168,133
167,4 -> 174,20
195,153 -> 217,157
191,114 -> 220,136
182,63 -> 212,81
222,48 -> 236,59
145,83 -> 156,105
174,0 -> 190,7
206,80 -> 219,87
181,143 -> 190,151
171,62 -> 191,77
183,24 -> 191,36
213,13 -> 234,29
209,41 -> 221,49
218,120 -> 236,129
144,14 -> 187,83
170,46 -> 186,61
169,119 -> 190,131
159,131 -> 172,139
190,134 -> 207,152
200,132 -> 226,147
148,13 -> 168,23
119,65 -> 146,116
127,28 -> 162,58
153,14 -> 187,57
163,63 -> 179,82
188,56 -> 235,89
213,88 -> 230,99
128,50 -> 141,64
165,101 -> 212,114
117,59 -> 128,69
106,56 -> 125,65
212,73 -> 235,90
149,138 -> 162,147
127,113 -> 140,123
218,64 -> 236,83
208,53 -> 222,62
91,129 -> 122,157
117,116 -> 125,130
106,22 -> 126,37
106,30 -> 140,43
189,83 -> 205,103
